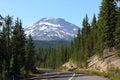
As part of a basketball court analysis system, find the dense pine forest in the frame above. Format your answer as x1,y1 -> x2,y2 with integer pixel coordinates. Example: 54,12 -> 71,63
0,16 -> 36,79
0,0 -> 120,80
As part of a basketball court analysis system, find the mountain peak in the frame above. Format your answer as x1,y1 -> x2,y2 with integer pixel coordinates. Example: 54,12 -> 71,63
25,18 -> 79,41
35,18 -> 65,25
40,18 -> 65,21
39,18 -> 57,22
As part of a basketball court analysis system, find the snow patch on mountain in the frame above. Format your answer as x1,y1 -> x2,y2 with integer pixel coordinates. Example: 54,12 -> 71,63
39,22 -> 61,27
24,18 -> 79,41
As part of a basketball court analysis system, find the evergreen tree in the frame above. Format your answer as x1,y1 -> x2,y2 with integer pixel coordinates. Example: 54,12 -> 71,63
11,19 -> 26,76
0,27 -> 8,79
25,35 -> 36,75
115,8 -> 120,55
82,15 -> 90,63
91,14 -> 98,55
0,16 -> 5,79
3,16 -> 13,79
0,15 -> 13,80
98,0 -> 117,52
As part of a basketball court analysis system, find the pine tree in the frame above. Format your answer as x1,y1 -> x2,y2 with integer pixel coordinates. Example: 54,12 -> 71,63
3,16 -> 13,79
98,0 -> 117,52
91,14 -> 98,55
0,16 -> 5,79
11,19 -> 26,76
115,8 -> 120,55
0,27 -> 8,79
25,35 -> 36,74
82,15 -> 90,61
0,15 -> 13,80
71,29 -> 81,62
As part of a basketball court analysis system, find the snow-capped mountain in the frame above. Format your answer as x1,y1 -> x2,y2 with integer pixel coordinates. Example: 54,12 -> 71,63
24,18 -> 79,41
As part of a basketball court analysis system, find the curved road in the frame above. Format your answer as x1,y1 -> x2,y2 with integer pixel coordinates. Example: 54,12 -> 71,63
28,70 -> 110,80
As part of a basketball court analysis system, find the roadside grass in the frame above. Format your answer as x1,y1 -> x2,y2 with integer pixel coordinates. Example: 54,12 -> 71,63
107,67 -> 120,80
74,69 -> 108,77
19,69 -> 43,80
74,67 -> 120,80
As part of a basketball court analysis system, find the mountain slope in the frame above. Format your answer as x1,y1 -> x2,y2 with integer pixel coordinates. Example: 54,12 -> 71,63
24,18 -> 79,41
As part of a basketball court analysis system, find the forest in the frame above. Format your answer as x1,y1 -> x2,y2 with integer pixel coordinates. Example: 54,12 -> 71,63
0,16 -> 36,79
0,0 -> 120,80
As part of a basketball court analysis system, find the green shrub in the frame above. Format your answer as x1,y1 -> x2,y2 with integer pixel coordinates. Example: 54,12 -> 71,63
107,67 -> 120,80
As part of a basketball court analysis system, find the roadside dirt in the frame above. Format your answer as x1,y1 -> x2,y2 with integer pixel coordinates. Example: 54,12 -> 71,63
62,48 -> 120,72
88,49 -> 120,72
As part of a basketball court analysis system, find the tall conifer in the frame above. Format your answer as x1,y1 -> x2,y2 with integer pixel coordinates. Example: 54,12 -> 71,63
98,0 -> 117,52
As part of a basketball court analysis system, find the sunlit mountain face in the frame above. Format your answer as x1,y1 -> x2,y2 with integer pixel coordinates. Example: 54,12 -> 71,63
25,18 -> 79,41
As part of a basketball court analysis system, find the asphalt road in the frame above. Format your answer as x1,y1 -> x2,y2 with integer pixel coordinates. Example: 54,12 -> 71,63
28,69 -> 110,80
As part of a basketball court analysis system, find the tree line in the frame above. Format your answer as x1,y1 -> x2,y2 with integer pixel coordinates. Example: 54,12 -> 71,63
71,0 -> 120,67
36,45 -> 70,69
0,15 -> 36,80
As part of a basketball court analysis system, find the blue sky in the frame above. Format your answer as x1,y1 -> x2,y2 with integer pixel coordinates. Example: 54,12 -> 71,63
0,0 -> 102,28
